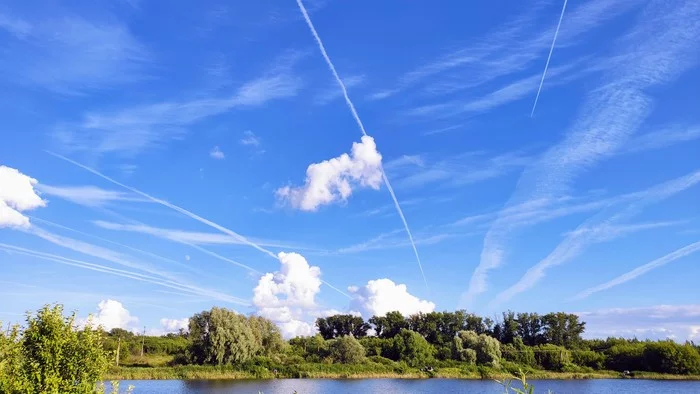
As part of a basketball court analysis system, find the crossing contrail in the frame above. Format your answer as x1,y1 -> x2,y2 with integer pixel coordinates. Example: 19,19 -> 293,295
530,0 -> 568,117
295,0 -> 429,292
46,151 -> 351,299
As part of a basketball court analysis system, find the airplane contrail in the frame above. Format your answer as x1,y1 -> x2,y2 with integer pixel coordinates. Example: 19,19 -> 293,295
45,151 -> 351,299
295,0 -> 429,292
530,0 -> 568,117
573,240 -> 700,300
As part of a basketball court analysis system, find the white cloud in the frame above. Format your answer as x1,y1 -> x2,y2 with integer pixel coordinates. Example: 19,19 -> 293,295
52,68 -> 299,156
92,220 -> 311,250
252,252 -> 324,338
239,130 -> 261,147
349,278 -> 435,318
578,304 -> 700,341
276,136 -> 383,211
466,0 -> 700,307
184,255 -> 191,261
0,165 -> 46,228
491,171 -> 700,306
159,318 -> 189,333
37,184 -> 147,207
83,299 -> 138,331
209,146 -> 225,159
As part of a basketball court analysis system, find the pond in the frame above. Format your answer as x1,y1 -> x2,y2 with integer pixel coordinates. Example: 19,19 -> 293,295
110,378 -> 700,394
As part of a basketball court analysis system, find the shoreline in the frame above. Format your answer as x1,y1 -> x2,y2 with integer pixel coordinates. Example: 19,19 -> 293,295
105,367 -> 700,381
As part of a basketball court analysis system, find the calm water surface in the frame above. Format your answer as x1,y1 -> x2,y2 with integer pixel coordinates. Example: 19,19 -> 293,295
111,378 -> 700,394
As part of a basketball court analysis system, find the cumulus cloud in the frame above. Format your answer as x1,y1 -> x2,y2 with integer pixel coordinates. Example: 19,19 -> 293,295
160,318 -> 189,333
240,130 -> 261,147
252,252 -> 324,338
209,146 -> 225,159
349,278 -> 435,318
276,136 -> 383,211
82,299 -> 138,331
0,165 -> 46,228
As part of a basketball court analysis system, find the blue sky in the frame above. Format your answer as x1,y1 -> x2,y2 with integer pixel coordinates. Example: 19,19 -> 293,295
1,0 -> 699,339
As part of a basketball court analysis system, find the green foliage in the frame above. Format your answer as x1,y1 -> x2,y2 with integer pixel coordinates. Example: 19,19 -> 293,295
187,308 -> 283,366
328,335 -> 366,364
572,349 -> 605,369
642,341 -> 700,374
391,329 -> 435,367
454,330 -> 502,366
541,313 -> 585,348
535,344 -> 571,371
316,315 -> 370,339
604,342 -> 646,371
369,311 -> 407,339
0,304 -> 109,394
502,338 -> 536,367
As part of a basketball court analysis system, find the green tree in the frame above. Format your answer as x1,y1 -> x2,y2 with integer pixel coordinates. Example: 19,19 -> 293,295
369,311 -> 407,339
453,330 -> 501,366
392,329 -> 435,367
502,337 -> 536,367
316,314 -> 370,339
1,304 -> 109,394
542,312 -> 585,348
516,313 -> 544,346
248,316 -> 286,356
187,307 -> 261,365
329,335 -> 366,364
642,341 -> 700,374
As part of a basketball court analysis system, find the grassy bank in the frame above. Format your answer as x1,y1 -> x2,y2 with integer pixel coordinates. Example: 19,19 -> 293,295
104,364 -> 700,381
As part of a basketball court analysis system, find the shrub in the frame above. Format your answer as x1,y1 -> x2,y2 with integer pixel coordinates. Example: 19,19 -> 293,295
392,329 -> 436,367
642,341 -> 700,374
605,342 -> 645,372
572,349 -> 605,369
328,335 -> 365,364
454,330 -> 501,366
502,338 -> 536,367
535,344 -> 571,371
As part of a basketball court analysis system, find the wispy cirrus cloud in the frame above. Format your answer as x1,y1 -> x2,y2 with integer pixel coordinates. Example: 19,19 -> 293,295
37,184 -> 149,207
369,0 -> 637,101
464,0 -> 700,307
491,170 -> 700,306
573,240 -> 700,300
52,64 -> 301,156
92,220 -> 317,251
386,150 -> 530,190
624,125 -> 700,154
0,13 -> 148,94
314,74 -> 365,105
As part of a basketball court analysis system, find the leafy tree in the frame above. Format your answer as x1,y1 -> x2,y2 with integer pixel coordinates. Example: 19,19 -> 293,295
454,330 -> 501,366
329,335 -> 366,364
572,349 -> 605,369
359,337 -> 395,359
369,311 -> 407,339
604,342 -> 645,371
249,316 -> 286,356
289,334 -> 329,362
391,329 -> 435,367
494,311 -> 519,345
316,314 -> 370,339
516,313 -> 544,346
1,304 -> 109,394
642,341 -> 700,374
542,312 -> 585,348
187,307 -> 262,365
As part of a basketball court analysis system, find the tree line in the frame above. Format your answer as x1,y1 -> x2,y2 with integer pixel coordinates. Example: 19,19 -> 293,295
2,304 -> 700,393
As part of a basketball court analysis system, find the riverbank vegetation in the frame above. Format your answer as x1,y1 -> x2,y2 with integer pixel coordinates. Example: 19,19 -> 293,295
2,304 -> 700,391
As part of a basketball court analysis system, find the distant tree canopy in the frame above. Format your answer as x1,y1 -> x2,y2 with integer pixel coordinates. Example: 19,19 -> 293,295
0,304 -> 109,394
316,314 -> 370,339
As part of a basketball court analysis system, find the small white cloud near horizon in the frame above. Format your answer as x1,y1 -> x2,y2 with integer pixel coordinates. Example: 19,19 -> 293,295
277,136 -> 383,211
348,278 -> 435,319
0,165 -> 47,228
209,146 -> 225,159
252,252 -> 323,338
81,299 -> 139,331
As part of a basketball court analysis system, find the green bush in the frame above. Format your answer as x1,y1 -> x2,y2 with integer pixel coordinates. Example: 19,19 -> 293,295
328,335 -> 365,364
454,330 -> 501,366
572,349 -> 605,369
391,329 -> 435,367
642,341 -> 700,374
535,344 -> 571,371
605,342 -> 645,371
502,338 -> 536,367
0,304 -> 110,394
